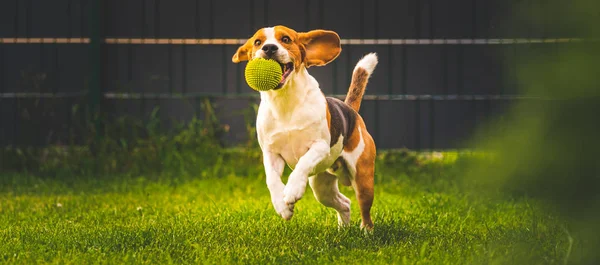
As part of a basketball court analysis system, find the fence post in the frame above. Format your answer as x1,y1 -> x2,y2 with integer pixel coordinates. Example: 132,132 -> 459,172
88,0 -> 103,140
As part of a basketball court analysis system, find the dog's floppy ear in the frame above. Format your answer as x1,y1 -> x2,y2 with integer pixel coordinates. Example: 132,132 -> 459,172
298,30 -> 341,67
232,38 -> 254,63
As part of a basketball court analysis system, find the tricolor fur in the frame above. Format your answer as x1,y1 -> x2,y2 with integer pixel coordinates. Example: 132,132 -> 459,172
232,25 -> 378,230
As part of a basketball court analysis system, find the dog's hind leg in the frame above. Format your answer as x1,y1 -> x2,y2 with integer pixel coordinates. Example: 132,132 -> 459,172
309,172 -> 351,226
351,129 -> 376,230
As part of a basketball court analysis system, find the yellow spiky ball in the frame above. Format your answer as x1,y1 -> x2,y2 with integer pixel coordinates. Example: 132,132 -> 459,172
244,58 -> 282,91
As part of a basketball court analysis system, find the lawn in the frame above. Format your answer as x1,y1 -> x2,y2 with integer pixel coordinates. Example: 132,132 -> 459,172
0,152 -> 570,264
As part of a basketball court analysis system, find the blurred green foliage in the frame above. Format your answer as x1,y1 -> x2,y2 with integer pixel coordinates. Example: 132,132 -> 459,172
463,1 -> 600,263
0,99 -> 259,179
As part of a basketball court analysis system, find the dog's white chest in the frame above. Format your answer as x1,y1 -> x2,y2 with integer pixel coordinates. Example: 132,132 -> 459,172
265,121 -> 320,167
257,90 -> 340,173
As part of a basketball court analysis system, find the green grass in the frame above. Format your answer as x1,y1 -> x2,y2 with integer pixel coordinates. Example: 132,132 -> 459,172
0,153 -> 570,265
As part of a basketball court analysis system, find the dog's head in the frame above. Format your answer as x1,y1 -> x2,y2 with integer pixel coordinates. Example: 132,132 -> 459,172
232,25 -> 341,88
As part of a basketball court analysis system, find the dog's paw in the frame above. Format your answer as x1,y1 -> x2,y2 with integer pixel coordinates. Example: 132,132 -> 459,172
360,221 -> 374,233
283,184 -> 304,205
337,211 -> 351,227
273,199 -> 294,221
280,204 -> 294,221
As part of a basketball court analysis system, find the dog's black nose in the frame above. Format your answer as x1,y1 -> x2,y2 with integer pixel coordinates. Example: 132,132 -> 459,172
262,44 -> 278,56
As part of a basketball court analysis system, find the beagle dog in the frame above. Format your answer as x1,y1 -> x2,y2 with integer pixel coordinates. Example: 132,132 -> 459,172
232,25 -> 377,230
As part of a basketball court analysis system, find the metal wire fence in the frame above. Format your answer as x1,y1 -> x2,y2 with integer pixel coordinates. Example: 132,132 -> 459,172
0,0 -> 595,149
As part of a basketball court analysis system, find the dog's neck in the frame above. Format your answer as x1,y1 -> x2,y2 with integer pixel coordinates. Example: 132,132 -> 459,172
260,67 -> 319,119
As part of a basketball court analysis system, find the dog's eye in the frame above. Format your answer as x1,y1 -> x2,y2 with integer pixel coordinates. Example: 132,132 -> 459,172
281,36 -> 291,44
254,39 -> 261,46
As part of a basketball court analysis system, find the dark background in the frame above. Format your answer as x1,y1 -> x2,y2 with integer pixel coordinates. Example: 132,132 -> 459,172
0,0 -> 585,150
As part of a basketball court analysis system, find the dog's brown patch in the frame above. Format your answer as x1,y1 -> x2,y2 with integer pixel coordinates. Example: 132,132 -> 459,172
343,115 -> 364,152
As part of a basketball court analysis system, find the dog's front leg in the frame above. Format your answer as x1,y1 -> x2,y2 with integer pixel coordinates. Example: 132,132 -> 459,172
283,140 -> 330,207
263,151 -> 294,220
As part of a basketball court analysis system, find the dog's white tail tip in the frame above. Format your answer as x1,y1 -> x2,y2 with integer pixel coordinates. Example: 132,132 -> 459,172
354,53 -> 378,75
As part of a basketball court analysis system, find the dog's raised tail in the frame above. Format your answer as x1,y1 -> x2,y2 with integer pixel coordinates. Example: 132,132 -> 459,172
345,53 -> 378,112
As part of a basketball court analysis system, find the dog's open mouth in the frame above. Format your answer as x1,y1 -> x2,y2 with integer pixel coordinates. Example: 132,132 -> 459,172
275,62 -> 294,89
